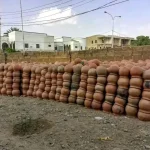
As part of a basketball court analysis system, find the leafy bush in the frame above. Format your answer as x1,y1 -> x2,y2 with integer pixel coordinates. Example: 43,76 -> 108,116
6,48 -> 16,53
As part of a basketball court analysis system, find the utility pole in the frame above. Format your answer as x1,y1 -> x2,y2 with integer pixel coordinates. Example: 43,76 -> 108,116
104,11 -> 121,48
20,0 -> 25,52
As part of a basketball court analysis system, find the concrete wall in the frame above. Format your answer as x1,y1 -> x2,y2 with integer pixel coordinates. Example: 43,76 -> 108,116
1,45 -> 150,64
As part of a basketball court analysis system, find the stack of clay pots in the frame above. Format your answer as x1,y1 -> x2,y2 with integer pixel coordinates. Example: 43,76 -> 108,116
22,66 -> 30,96
92,66 -> 107,110
1,64 -> 9,95
102,65 -> 119,113
42,65 -> 51,99
6,65 -> 13,96
0,64 -> 4,94
12,64 -> 21,96
60,64 -> 73,103
49,65 -> 58,100
112,67 -> 130,115
84,68 -> 96,108
138,70 -> 150,121
68,64 -> 82,103
27,65 -> 36,97
55,65 -> 64,101
35,67 -> 42,98
125,66 -> 143,117
77,65 -> 89,105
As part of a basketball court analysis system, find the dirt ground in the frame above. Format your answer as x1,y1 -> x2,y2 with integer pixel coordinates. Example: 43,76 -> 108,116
0,96 -> 150,150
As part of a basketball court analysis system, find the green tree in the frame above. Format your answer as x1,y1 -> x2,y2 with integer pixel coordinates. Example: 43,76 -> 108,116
4,27 -> 20,36
132,36 -> 150,46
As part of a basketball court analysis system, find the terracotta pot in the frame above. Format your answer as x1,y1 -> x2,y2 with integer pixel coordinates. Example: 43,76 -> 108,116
97,77 -> 107,85
96,66 -> 107,76
84,98 -> 92,108
142,90 -> 150,100
6,84 -> 12,89
59,95 -> 68,103
42,91 -> 49,99
130,66 -> 143,77
35,68 -> 42,74
138,110 -> 150,121
61,88 -> 70,95
86,91 -> 94,100
87,77 -> 96,85
74,58 -> 82,64
119,67 -> 130,76
68,95 -> 76,103
73,64 -> 82,75
23,79 -> 30,84
13,78 -> 20,83
143,69 -> 150,79
112,103 -> 124,115
95,84 -> 105,92
8,66 -> 13,71
77,89 -> 86,97
93,92 -> 104,102
117,88 -> 128,99
12,90 -> 20,96
39,83 -> 45,90
7,90 -> 12,95
129,87 -> 141,97
76,97 -> 85,105
107,74 -> 118,84
51,86 -> 57,92
130,77 -> 143,88
1,88 -> 7,95
105,84 -> 117,94
21,84 -> 29,89
45,86 -> 51,92
81,65 -> 90,74
12,83 -> 20,89
79,81 -> 87,89
63,73 -> 72,80
118,77 -> 129,87
40,77 -> 45,82
88,68 -> 96,76
27,90 -> 33,96
36,90 -> 42,98
88,62 -> 97,69
128,96 -> 140,106
13,71 -> 20,77
91,100 -> 102,110
63,82 -> 70,88
6,72 -> 12,77
87,85 -> 95,93
105,94 -> 115,103
108,65 -> 119,74
64,64 -> 73,73
5,78 -> 13,84
102,101 -> 112,113
139,98 -> 150,111
125,104 -> 138,117
45,73 -> 51,79
115,96 -> 126,106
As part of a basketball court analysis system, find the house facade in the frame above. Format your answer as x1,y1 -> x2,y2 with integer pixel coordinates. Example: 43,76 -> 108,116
86,35 -> 134,49
8,31 -> 55,51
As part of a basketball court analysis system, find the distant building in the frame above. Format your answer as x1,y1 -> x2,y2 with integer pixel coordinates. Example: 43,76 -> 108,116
54,37 -> 86,51
0,35 -> 10,51
8,31 -> 54,51
86,35 -> 134,49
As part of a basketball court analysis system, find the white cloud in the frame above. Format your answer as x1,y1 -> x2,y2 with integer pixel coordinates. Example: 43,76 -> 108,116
31,7 -> 77,26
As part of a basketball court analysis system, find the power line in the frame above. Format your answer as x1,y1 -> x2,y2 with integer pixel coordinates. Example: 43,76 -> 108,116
2,0 -> 93,23
0,0 -> 73,16
2,0 -> 129,26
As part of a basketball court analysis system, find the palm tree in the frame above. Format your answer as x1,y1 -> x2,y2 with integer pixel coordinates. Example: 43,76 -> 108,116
4,27 -> 20,36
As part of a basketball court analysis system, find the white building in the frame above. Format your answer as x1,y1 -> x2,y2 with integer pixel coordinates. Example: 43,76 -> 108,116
54,36 -> 86,51
0,36 -> 10,50
8,31 -> 54,51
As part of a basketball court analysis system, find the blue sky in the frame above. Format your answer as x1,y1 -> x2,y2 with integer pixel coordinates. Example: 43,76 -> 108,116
0,0 -> 150,38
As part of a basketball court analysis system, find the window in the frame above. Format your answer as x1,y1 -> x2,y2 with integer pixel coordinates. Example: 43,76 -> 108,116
95,40 -> 97,43
25,43 -> 29,48
36,44 -> 40,48
75,46 -> 78,48
48,45 -> 51,47
92,41 -> 93,44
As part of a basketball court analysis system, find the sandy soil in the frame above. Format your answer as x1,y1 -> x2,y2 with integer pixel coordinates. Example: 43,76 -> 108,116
0,96 -> 150,150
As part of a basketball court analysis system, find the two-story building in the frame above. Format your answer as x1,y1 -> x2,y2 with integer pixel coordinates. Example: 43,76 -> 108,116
86,35 -> 134,49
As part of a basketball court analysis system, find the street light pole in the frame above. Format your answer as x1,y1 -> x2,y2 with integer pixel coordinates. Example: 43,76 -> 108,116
20,0 -> 25,52
104,11 -> 121,48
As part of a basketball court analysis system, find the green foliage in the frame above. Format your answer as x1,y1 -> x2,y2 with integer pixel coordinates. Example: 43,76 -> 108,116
132,36 -> 150,46
5,27 -> 20,36
6,48 -> 16,53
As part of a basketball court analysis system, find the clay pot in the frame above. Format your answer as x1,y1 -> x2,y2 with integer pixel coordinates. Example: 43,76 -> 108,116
117,88 -> 128,99
119,67 -> 130,76
112,103 -> 124,115
143,69 -> 150,79
76,97 -> 85,105
138,110 -> 150,121
39,83 -> 45,90
64,64 -> 73,73
96,66 -> 107,76
77,89 -> 86,98
87,78 -> 96,85
27,90 -> 33,96
7,90 -> 12,95
108,65 -> 119,74
93,92 -> 104,102
59,95 -> 68,103
95,84 -> 105,92
84,98 -> 92,108
12,83 -> 20,89
105,94 -> 115,103
107,74 -> 118,84
118,77 -> 129,87
45,86 -> 51,92
42,91 -> 49,99
139,98 -> 150,111
130,66 -> 143,77
88,68 -> 96,76
13,71 -> 20,77
23,79 -> 30,84
91,100 -> 102,110
1,88 -> 7,95
5,78 -> 13,84
36,90 -> 42,98
12,90 -> 20,96
115,96 -> 126,106
125,104 -> 138,117
128,96 -> 140,106
129,87 -> 141,97
61,88 -> 70,95
102,101 -> 112,113
6,72 -> 12,77
23,66 -> 31,72
105,84 -> 117,94
142,90 -> 150,100
63,73 -> 72,81
130,78 -> 143,88
97,77 -> 107,85
81,65 -> 90,74
88,62 -> 97,69
45,73 -> 51,79
74,58 -> 82,64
